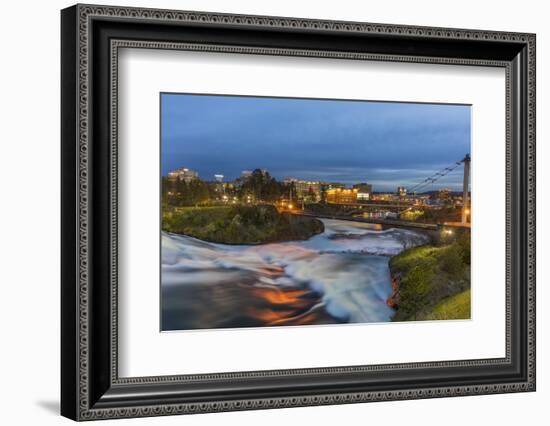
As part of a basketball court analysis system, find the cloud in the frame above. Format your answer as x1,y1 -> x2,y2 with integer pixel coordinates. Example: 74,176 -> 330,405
161,94 -> 470,192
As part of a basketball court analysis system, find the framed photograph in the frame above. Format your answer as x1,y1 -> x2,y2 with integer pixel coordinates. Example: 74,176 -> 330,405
61,4 -> 536,421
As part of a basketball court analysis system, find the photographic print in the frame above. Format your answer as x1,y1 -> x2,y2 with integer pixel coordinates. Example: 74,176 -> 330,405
160,94 -> 472,331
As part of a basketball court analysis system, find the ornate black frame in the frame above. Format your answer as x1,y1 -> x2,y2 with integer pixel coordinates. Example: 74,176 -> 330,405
61,4 -> 536,421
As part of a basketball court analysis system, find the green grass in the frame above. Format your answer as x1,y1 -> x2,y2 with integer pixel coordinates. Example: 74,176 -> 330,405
389,245 -> 440,274
420,289 -> 471,321
162,205 -> 324,244
390,237 -> 471,322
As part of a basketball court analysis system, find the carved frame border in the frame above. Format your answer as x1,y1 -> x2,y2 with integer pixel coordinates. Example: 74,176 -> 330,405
63,3 -> 535,421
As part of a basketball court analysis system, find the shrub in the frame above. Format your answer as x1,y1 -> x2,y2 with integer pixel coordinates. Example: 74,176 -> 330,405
438,243 -> 463,277
162,205 -> 323,244
398,264 -> 434,321
390,234 -> 471,322
457,231 -> 471,265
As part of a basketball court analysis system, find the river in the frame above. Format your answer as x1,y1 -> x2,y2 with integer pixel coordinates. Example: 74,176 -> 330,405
161,219 -> 429,331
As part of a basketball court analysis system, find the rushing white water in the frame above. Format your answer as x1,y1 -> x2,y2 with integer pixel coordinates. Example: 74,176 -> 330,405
161,219 -> 429,331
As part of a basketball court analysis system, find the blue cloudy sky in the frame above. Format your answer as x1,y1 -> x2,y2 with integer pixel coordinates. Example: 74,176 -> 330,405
161,93 -> 470,192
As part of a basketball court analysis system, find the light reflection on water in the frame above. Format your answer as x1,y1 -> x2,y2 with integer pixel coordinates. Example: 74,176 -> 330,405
161,219 -> 429,331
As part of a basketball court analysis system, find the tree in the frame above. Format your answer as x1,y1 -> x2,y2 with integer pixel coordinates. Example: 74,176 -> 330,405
305,186 -> 317,202
238,169 -> 282,203
187,179 -> 210,206
284,181 -> 297,203
160,176 -> 213,207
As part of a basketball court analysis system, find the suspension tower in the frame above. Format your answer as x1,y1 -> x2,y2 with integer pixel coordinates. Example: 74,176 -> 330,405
461,154 -> 470,225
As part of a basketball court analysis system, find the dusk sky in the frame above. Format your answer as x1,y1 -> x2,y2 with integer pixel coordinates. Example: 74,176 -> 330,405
161,93 -> 471,192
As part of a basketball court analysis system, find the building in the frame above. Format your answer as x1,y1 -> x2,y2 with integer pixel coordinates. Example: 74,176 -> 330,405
240,170 -> 253,179
322,182 -> 345,190
295,180 -> 321,202
371,192 -> 396,202
397,186 -> 408,197
326,188 -> 358,204
240,169 -> 271,179
213,174 -> 225,195
438,188 -> 451,203
167,167 -> 198,183
414,195 -> 431,206
320,182 -> 345,201
356,191 -> 370,201
233,170 -> 253,187
353,183 -> 373,201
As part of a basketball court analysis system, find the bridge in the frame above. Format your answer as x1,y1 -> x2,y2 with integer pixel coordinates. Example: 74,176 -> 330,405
310,202 -> 433,214
322,202 -> 429,210
294,211 -> 439,231
405,153 -> 471,226
289,211 -> 471,247
290,154 -> 471,232
336,153 -> 470,227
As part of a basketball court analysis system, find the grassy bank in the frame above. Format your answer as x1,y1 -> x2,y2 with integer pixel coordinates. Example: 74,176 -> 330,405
162,205 -> 324,244
421,289 -> 471,321
389,232 -> 471,321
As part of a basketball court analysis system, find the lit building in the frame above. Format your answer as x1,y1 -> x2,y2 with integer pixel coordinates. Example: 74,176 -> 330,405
353,183 -> 373,201
233,170 -> 254,187
326,188 -> 358,204
397,186 -> 407,197
295,180 -> 321,202
438,188 -> 451,202
322,182 -> 345,190
357,192 -> 369,201
320,182 -> 345,201
371,192 -> 395,201
415,195 -> 431,206
213,174 -> 225,195
167,167 -> 198,183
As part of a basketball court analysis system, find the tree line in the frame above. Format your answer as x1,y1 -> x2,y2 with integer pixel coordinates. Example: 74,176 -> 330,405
162,168 -> 293,207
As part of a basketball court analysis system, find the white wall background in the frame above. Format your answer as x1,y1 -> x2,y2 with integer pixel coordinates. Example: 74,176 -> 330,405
0,0 -> 546,424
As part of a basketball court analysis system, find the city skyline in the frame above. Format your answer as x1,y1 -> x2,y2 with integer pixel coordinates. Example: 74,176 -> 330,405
161,93 -> 471,192
165,165 -> 469,195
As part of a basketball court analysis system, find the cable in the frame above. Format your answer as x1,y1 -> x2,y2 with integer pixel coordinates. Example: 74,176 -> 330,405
407,159 -> 464,194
